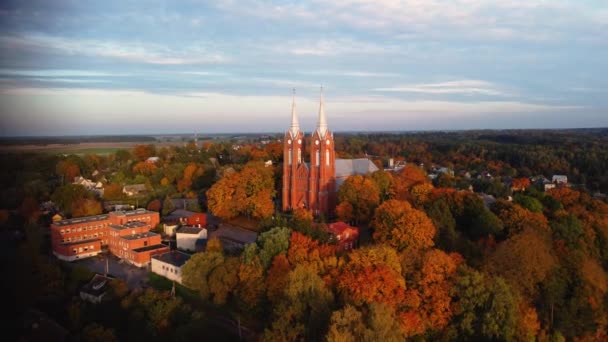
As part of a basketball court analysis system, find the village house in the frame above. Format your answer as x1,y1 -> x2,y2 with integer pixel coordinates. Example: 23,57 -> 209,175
552,175 -> 568,185
325,222 -> 359,251
176,225 -> 208,252
151,251 -> 191,284
122,184 -> 148,197
80,274 -> 111,304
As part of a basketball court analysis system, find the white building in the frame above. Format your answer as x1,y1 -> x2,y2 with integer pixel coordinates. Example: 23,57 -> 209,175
79,274 -> 110,304
552,175 -> 568,184
151,251 -> 191,284
176,226 -> 208,252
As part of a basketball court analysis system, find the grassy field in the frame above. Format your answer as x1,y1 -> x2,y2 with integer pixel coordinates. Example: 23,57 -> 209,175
42,147 -> 124,155
0,141 -> 186,155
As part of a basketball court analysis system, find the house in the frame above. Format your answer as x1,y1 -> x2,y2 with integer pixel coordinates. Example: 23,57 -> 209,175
123,184 -> 147,197
73,176 -> 104,196
146,156 -> 160,164
552,175 -> 568,185
80,274 -> 111,304
176,225 -> 208,252
326,222 -> 359,251
165,209 -> 207,226
210,224 -> 258,252
479,193 -> 497,209
151,251 -> 191,284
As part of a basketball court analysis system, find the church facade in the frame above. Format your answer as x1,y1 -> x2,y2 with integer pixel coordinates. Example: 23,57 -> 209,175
282,92 -> 378,217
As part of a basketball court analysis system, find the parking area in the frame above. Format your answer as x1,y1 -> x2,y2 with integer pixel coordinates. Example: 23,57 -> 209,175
73,253 -> 150,289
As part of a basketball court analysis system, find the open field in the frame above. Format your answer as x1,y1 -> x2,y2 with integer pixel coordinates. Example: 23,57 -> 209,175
0,141 -> 188,155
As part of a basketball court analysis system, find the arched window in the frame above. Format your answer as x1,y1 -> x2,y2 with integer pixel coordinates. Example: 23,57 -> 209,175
298,148 -> 302,164
326,149 -> 330,166
316,150 -> 320,166
288,148 -> 292,165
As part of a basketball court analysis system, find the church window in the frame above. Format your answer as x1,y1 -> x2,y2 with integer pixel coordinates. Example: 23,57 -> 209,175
298,148 -> 302,164
316,150 -> 320,166
288,148 -> 292,165
326,150 -> 330,166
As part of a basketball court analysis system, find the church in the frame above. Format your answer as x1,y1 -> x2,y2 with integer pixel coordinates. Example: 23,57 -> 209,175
282,91 -> 378,217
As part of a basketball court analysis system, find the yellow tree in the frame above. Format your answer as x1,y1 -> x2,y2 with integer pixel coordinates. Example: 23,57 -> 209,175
372,199 -> 436,252
337,175 -> 380,224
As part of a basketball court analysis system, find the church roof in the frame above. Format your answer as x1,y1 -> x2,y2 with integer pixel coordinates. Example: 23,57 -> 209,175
335,158 -> 379,191
335,158 -> 379,177
316,88 -> 328,138
289,90 -> 300,137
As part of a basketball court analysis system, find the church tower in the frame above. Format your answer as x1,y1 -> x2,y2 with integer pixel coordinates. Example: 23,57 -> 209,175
282,91 -> 309,211
309,88 -> 336,215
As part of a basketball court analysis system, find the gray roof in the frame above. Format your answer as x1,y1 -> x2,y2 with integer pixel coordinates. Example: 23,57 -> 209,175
335,158 -> 379,177
170,198 -> 198,210
177,226 -> 205,235
123,184 -> 147,192
152,251 -> 191,267
335,158 -> 379,190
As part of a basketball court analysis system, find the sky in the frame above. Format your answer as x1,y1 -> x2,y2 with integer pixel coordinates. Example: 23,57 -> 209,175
0,0 -> 607,136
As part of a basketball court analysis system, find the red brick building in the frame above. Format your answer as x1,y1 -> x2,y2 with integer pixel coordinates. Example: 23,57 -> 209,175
282,91 -> 377,217
164,209 -> 207,226
326,222 -> 359,251
51,209 -> 165,266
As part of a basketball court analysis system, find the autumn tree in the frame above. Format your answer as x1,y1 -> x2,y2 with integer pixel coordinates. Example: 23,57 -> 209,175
371,169 -> 394,201
56,159 -> 81,183
181,242 -> 225,300
103,183 -> 123,200
207,256 -> 240,305
327,303 -> 407,342
484,228 -> 556,298
133,144 -> 156,161
492,200 -> 549,236
372,199 -> 436,252
337,175 -> 380,224
266,254 -> 291,304
132,161 -> 157,175
71,198 -> 102,218
51,184 -> 96,217
207,161 -> 275,220
512,177 -> 531,191
335,201 -> 354,223
391,164 -> 429,201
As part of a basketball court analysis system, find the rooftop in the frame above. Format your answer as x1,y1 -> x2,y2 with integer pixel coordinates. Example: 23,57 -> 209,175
167,209 -> 201,219
53,214 -> 109,227
177,226 -> 205,235
112,208 -> 156,217
132,243 -> 168,253
108,221 -> 148,230
326,222 -> 358,236
61,238 -> 101,246
152,250 -> 191,267
80,274 -> 110,297
121,232 -> 159,241
335,158 -> 379,178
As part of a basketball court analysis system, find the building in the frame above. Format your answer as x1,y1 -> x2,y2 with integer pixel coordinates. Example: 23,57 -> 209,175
552,175 -> 568,185
122,184 -> 147,197
282,91 -> 377,216
325,222 -> 359,251
80,274 -> 111,304
176,225 -> 208,252
165,209 -> 207,226
50,209 -> 165,266
151,251 -> 191,284
210,223 -> 258,252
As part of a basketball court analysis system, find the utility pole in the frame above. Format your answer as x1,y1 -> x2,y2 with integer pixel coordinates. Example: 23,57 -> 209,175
171,280 -> 176,298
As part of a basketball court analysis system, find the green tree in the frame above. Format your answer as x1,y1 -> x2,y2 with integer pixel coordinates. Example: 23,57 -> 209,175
162,196 -> 176,216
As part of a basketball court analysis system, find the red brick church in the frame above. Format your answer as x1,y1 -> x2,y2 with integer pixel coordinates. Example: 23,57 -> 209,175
282,91 -> 378,217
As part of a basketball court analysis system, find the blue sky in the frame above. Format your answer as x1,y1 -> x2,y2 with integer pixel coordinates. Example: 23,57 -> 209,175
0,0 -> 607,136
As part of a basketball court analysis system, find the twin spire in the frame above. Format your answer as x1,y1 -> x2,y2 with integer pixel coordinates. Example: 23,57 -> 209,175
289,87 -> 328,138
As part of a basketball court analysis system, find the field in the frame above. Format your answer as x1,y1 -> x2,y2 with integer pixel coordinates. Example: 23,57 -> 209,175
0,141 -> 188,155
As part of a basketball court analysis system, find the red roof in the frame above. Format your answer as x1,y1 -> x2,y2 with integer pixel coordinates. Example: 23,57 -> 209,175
326,222 -> 358,236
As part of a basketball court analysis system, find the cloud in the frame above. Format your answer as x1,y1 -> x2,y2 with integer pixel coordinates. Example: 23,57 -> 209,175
375,80 -> 509,96
286,38 -> 392,56
0,34 -> 230,65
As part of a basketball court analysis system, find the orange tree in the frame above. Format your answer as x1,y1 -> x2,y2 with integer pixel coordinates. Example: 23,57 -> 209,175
372,199 -> 436,252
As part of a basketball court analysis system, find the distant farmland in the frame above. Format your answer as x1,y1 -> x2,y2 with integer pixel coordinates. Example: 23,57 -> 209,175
0,141 -> 188,155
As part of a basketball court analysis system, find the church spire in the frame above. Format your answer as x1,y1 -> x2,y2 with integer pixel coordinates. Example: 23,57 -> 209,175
289,88 -> 300,137
317,86 -> 328,138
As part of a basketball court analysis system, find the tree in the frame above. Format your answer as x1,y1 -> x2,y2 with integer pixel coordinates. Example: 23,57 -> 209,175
512,177 -> 531,191
207,162 -> 275,220
51,184 -> 95,216
371,169 -> 394,201
264,264 -> 334,342
71,198 -> 102,217
450,266 -> 518,340
372,199 -> 436,252
391,164 -> 429,201
207,256 -> 240,305
335,202 -> 354,223
181,247 -> 224,300
484,228 -> 556,298
132,161 -> 157,175
327,303 -> 406,342
104,184 -> 123,200
514,194 -> 543,213
337,175 -> 380,224
492,200 -> 549,236
147,199 -> 161,212
133,144 -> 156,161
257,227 -> 292,268
162,196 -> 175,216
266,254 -> 291,304
469,209 -> 504,239
82,323 -> 117,342
56,159 -> 81,183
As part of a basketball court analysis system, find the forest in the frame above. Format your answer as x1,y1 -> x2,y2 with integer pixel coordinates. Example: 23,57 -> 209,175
2,129 -> 608,341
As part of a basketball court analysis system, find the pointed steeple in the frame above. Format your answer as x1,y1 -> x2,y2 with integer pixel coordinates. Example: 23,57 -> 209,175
289,88 -> 300,137
317,86 -> 328,138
